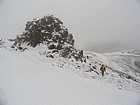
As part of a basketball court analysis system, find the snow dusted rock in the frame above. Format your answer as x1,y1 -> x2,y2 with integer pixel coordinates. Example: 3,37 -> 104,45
0,39 -> 5,48
0,39 -> 14,50
13,15 -> 74,48
12,15 -> 84,61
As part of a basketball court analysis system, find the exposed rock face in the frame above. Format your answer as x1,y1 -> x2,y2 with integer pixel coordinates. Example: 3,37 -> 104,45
0,39 -> 4,48
13,15 -> 74,48
12,15 -> 84,61
0,39 -> 2,45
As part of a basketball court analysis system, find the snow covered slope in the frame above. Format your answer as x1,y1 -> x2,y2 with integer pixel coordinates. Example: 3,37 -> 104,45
104,50 -> 140,82
0,40 -> 140,105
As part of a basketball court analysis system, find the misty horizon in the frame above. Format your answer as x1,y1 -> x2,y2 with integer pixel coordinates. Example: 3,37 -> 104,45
0,0 -> 140,53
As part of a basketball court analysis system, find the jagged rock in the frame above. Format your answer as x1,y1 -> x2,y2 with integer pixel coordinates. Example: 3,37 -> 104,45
13,15 -> 74,48
0,39 -> 2,45
0,39 -> 4,47
12,15 -> 84,61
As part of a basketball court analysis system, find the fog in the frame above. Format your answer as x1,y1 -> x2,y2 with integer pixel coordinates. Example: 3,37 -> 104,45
0,0 -> 140,53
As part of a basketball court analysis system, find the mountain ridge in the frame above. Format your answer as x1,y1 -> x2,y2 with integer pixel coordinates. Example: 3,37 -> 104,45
0,38 -> 140,92
0,15 -> 140,105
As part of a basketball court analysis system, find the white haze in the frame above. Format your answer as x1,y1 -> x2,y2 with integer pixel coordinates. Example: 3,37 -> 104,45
0,0 -> 140,52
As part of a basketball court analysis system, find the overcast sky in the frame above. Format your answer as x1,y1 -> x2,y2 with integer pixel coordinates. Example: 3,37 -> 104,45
0,0 -> 140,52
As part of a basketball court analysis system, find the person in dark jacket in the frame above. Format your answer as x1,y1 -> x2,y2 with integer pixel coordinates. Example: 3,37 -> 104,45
100,64 -> 106,76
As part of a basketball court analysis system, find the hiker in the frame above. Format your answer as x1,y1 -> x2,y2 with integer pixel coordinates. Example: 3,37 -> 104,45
100,64 -> 106,76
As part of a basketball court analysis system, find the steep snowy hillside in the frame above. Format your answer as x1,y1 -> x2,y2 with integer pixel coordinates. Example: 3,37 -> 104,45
0,39 -> 140,105
37,49 -> 140,91
0,15 -> 140,105
0,45 -> 140,105
104,50 -> 140,81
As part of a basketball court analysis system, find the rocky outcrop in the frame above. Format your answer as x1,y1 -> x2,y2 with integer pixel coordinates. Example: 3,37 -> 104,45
12,15 -> 84,61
